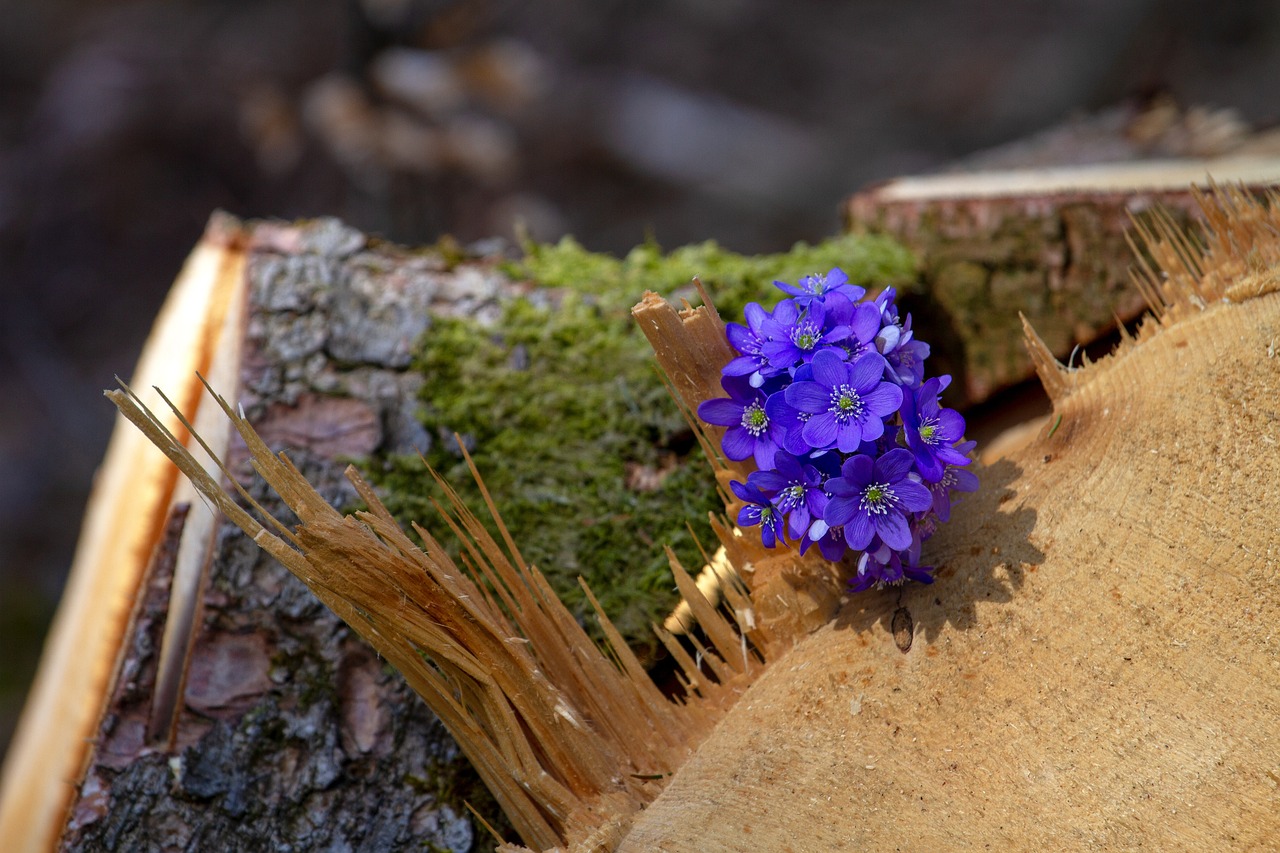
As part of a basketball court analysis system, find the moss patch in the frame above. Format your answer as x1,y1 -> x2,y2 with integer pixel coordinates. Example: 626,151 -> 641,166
364,234 -> 917,662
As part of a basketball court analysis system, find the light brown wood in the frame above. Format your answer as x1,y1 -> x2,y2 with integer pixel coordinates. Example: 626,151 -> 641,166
0,216 -> 248,853
22,181 -> 1280,851
614,190 -> 1280,850
845,156 -> 1280,405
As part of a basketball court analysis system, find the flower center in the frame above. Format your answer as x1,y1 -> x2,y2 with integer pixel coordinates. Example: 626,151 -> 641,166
741,402 -> 769,436
791,319 -> 820,351
808,272 -> 826,294
778,482 -> 806,510
753,503 -> 779,529
860,481 -> 896,515
918,417 -> 939,444
828,384 -> 864,424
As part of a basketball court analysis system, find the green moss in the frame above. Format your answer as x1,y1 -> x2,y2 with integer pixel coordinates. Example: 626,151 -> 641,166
363,233 -> 917,663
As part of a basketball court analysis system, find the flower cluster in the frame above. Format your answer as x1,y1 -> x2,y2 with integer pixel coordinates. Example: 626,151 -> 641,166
698,268 -> 977,591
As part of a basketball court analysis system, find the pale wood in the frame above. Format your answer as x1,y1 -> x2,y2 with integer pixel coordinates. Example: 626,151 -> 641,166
0,216 -> 249,853
615,193 -> 1280,851
846,156 -> 1280,405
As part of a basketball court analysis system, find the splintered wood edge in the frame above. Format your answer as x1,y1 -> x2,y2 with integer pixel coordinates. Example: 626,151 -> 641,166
0,215 -> 249,853
1023,183 -> 1280,413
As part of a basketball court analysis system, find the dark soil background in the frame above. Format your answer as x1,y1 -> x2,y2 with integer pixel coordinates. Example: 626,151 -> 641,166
3,0 -> 1279,764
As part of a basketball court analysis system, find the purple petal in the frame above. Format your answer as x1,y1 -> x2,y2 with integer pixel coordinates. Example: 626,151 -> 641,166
824,496 -> 857,528
836,420 -> 864,453
771,299 -> 798,325
818,533 -> 848,561
760,519 -> 779,548
726,323 -> 756,353
751,469 -> 789,491
845,512 -> 876,550
809,349 -> 847,388
723,355 -> 762,377
752,435 -> 779,469
785,381 -> 829,413
895,480 -> 934,513
931,489 -> 952,522
914,451 -> 945,484
787,507 -> 811,539
951,468 -> 980,492
863,382 -> 903,418
875,448 -> 916,483
699,398 -> 743,426
937,444 -> 972,467
856,413 -> 884,444
872,511 -> 911,550
937,409 -> 967,442
850,302 -> 880,343
826,476 -> 858,497
850,352 -> 888,390
722,427 -> 754,461
839,454 -> 874,484
918,378 -> 944,419
801,412 -> 838,449
819,325 -> 852,345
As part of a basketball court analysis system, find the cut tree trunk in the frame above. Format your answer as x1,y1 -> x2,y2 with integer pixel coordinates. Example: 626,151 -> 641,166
613,194 -> 1280,848
846,156 -> 1280,405
9,215 -> 522,852
7,160 -> 1280,851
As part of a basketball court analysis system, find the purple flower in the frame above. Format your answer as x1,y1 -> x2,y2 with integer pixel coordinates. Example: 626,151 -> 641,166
730,480 -> 784,548
800,520 -> 849,562
748,450 -> 829,539
784,350 -> 903,453
901,377 -> 970,482
697,376 -> 785,468
873,287 -> 904,353
885,315 -> 930,387
849,543 -> 935,592
760,298 -> 851,371
774,267 -> 866,306
928,465 -> 980,522
724,302 -> 775,387
824,448 -> 933,551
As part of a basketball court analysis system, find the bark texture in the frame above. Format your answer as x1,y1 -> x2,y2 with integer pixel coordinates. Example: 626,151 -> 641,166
845,162 -> 1280,406
61,218 -> 519,852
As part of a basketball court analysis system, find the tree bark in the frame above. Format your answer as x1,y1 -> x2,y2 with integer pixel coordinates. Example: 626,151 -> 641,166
58,216 -> 521,852
846,156 -> 1280,405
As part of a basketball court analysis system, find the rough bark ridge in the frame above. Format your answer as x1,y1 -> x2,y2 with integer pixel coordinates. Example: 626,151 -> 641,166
62,218 -> 517,852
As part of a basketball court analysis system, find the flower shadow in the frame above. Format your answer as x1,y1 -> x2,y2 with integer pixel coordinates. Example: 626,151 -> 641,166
831,457 -> 1043,645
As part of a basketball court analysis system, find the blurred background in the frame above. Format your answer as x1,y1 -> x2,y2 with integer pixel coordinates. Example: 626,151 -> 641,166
3,0 -> 1280,761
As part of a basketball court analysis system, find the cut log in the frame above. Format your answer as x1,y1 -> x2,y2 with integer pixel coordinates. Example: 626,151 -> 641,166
0,216 -> 520,852
615,188 -> 1280,849
7,172 -> 1279,853
0,215 -> 249,853
847,155 -> 1280,405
